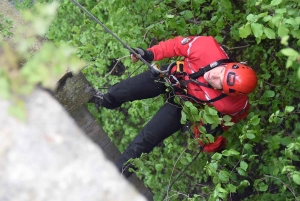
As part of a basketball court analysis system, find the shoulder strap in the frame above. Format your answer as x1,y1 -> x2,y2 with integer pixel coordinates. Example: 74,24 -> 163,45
189,59 -> 233,79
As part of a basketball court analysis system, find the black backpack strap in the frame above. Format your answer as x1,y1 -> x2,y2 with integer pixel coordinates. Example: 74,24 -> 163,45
189,59 -> 234,79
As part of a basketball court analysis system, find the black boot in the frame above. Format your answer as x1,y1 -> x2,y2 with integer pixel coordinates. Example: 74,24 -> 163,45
88,90 -> 105,111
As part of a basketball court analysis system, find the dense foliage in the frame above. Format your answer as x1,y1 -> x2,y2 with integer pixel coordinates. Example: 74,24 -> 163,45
6,0 -> 300,200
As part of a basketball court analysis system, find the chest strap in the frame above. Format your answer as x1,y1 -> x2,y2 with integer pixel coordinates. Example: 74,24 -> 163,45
189,59 -> 233,79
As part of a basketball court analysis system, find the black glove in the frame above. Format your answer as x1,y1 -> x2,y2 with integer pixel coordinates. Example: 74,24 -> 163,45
131,47 -> 154,62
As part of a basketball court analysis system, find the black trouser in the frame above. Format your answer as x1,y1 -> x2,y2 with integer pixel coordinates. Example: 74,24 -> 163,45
101,68 -> 183,178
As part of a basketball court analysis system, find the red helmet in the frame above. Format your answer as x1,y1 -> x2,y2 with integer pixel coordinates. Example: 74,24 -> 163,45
222,63 -> 258,96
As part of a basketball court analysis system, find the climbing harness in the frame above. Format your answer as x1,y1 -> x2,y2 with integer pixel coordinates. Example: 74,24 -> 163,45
70,0 -> 169,76
166,59 -> 234,103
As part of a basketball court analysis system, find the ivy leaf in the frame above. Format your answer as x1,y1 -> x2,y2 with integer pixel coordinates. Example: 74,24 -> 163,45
251,23 -> 264,38
264,27 -> 276,39
239,24 -> 252,38
278,25 -> 290,37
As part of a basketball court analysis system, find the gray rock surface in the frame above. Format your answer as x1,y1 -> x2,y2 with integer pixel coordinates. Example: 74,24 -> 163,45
0,89 -> 146,201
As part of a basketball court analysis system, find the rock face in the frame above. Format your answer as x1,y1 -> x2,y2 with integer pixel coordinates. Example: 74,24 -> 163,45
0,89 -> 146,201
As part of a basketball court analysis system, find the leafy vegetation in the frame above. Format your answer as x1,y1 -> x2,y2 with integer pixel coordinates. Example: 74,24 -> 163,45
0,1 -> 85,120
7,0 -> 300,200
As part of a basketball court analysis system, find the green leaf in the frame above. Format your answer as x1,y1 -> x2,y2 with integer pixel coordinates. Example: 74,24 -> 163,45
240,180 -> 250,187
237,167 -> 247,176
284,106 -> 295,113
239,24 -> 252,38
278,25 -> 290,37
205,105 -> 218,115
281,48 -> 299,57
246,14 -> 257,22
244,143 -> 252,150
251,23 -> 264,38
271,0 -> 282,6
206,134 -> 215,143
203,114 -> 217,124
212,153 -> 222,160
292,174 -> 300,185
240,161 -> 248,171
246,133 -> 256,139
226,184 -> 237,193
181,111 -> 187,124
223,115 -> 232,122
250,115 -> 260,126
216,183 -> 228,193
218,170 -> 229,182
185,101 -> 193,107
263,90 -> 275,98
180,10 -> 193,19
155,164 -> 163,172
222,149 -> 240,156
259,182 -> 268,191
219,0 -> 232,9
291,30 -> 300,39
264,27 -> 276,39
166,14 -> 175,18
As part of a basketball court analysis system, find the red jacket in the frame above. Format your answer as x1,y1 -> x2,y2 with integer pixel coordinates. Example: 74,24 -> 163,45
148,36 -> 250,152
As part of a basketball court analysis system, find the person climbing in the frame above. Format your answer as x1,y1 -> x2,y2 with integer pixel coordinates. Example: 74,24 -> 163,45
89,35 -> 258,178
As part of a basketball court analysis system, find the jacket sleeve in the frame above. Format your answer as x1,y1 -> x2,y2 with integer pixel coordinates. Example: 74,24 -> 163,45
148,36 -> 193,60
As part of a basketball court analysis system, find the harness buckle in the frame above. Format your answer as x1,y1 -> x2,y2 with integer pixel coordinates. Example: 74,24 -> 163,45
169,75 -> 180,86
176,61 -> 184,73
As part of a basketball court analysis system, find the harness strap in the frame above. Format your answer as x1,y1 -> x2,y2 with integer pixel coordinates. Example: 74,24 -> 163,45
189,59 -> 233,79
173,85 -> 228,103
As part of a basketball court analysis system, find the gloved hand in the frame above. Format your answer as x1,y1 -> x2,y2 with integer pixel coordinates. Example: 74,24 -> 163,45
130,47 -> 154,62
